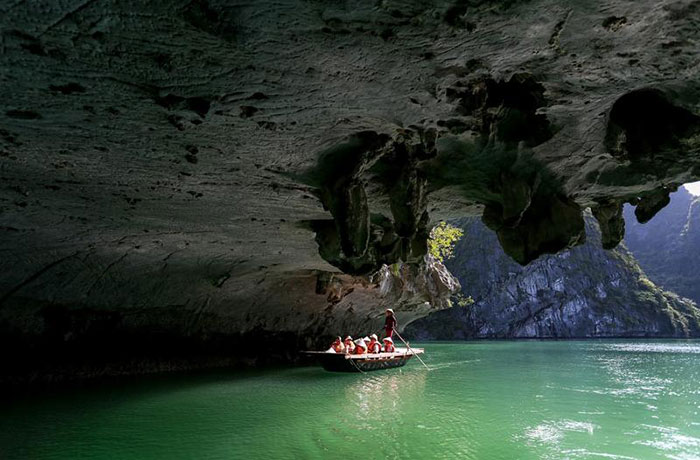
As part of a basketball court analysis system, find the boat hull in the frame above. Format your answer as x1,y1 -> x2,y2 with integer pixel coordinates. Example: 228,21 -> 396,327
304,348 -> 423,373
320,354 -> 413,372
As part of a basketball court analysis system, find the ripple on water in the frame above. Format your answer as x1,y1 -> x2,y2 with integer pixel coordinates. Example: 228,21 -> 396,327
601,343 -> 700,354
634,424 -> 700,459
560,449 -> 638,459
522,420 -> 598,445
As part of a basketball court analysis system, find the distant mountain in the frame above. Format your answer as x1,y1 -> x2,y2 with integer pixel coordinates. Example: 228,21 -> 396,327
406,214 -> 700,339
623,186 -> 700,304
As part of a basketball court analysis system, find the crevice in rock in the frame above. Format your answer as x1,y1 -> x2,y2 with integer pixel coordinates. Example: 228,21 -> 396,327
49,83 -> 86,95
443,0 -> 530,27
0,252 -> 79,309
445,73 -> 555,147
591,201 -> 625,249
303,129 -> 439,275
6,109 -> 42,120
605,88 -> 700,163
548,10 -> 572,53
602,16 -> 627,31
182,0 -> 237,43
155,94 -> 211,118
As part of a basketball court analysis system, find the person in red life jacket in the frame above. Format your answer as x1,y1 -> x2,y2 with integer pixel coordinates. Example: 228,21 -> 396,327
367,334 -> 381,353
384,308 -> 397,339
382,337 -> 395,353
330,336 -> 345,353
354,338 -> 368,355
343,336 -> 355,354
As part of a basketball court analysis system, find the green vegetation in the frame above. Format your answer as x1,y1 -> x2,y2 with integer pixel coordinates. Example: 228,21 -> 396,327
638,275 -> 656,291
447,293 -> 475,309
428,221 -> 464,262
455,293 -> 474,307
409,214 -> 700,339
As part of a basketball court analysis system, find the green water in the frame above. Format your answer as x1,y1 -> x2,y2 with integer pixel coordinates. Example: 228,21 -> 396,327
2,341 -> 700,459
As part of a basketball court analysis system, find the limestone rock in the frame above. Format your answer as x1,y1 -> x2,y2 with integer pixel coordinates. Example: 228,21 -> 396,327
624,187 -> 700,304
0,0 -> 699,380
407,214 -> 700,339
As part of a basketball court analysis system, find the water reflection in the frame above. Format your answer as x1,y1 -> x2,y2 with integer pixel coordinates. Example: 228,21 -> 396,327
341,371 -> 427,426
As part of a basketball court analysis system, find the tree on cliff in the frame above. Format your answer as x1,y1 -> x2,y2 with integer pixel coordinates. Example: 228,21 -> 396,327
428,222 -> 464,262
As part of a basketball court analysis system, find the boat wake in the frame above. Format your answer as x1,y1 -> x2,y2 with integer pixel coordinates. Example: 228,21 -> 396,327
427,359 -> 481,371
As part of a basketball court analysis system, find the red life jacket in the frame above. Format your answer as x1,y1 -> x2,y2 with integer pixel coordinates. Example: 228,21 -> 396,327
355,345 -> 367,354
384,343 -> 395,353
368,341 -> 380,353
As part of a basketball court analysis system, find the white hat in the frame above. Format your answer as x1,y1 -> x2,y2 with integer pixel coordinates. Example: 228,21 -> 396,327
383,337 -> 393,343
370,334 -> 378,340
386,308 -> 394,314
363,336 -> 370,342
344,336 -> 353,341
354,338 -> 367,347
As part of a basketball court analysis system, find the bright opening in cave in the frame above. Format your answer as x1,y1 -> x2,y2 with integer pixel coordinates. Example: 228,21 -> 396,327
683,181 -> 700,196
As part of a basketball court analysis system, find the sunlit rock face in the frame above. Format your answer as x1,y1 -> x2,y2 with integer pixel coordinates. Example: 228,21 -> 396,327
0,0 -> 699,381
624,187 -> 700,305
407,215 -> 700,339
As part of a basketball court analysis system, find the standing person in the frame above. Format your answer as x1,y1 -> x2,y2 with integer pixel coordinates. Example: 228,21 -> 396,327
384,308 -> 397,339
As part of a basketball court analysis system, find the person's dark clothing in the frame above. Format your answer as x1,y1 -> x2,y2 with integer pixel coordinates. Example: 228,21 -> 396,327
384,314 -> 397,338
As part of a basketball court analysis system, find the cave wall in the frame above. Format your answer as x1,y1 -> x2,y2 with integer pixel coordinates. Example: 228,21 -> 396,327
0,0 -> 699,381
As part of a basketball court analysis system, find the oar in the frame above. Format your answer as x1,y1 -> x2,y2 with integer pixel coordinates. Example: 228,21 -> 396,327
394,330 -> 430,371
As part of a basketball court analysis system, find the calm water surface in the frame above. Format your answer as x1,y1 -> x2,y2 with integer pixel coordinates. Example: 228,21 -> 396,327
2,340 -> 700,459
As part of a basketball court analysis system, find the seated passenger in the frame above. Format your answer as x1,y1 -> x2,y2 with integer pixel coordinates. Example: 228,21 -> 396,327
382,337 -> 395,353
330,336 -> 345,353
343,336 -> 355,354
367,334 -> 381,353
354,338 -> 368,355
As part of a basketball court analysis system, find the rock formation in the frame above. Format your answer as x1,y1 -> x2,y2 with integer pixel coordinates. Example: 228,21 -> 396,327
624,186 -> 700,304
407,214 -> 700,339
0,0 -> 699,381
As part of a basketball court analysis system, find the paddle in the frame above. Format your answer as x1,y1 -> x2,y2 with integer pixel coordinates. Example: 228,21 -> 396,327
394,330 -> 430,371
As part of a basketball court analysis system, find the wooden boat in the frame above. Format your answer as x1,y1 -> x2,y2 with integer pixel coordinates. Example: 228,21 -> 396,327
304,347 -> 424,373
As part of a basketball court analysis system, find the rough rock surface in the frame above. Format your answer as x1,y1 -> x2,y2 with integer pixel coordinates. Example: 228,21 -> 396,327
0,1 -> 699,381
406,215 -> 700,339
0,255 -> 458,384
624,186 -> 700,304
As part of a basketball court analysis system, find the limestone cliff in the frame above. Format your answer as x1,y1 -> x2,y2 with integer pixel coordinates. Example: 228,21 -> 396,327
624,187 -> 700,304
407,215 -> 700,339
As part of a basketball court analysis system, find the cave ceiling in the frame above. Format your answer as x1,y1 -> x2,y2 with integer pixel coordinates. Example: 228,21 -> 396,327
1,0 -> 699,313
